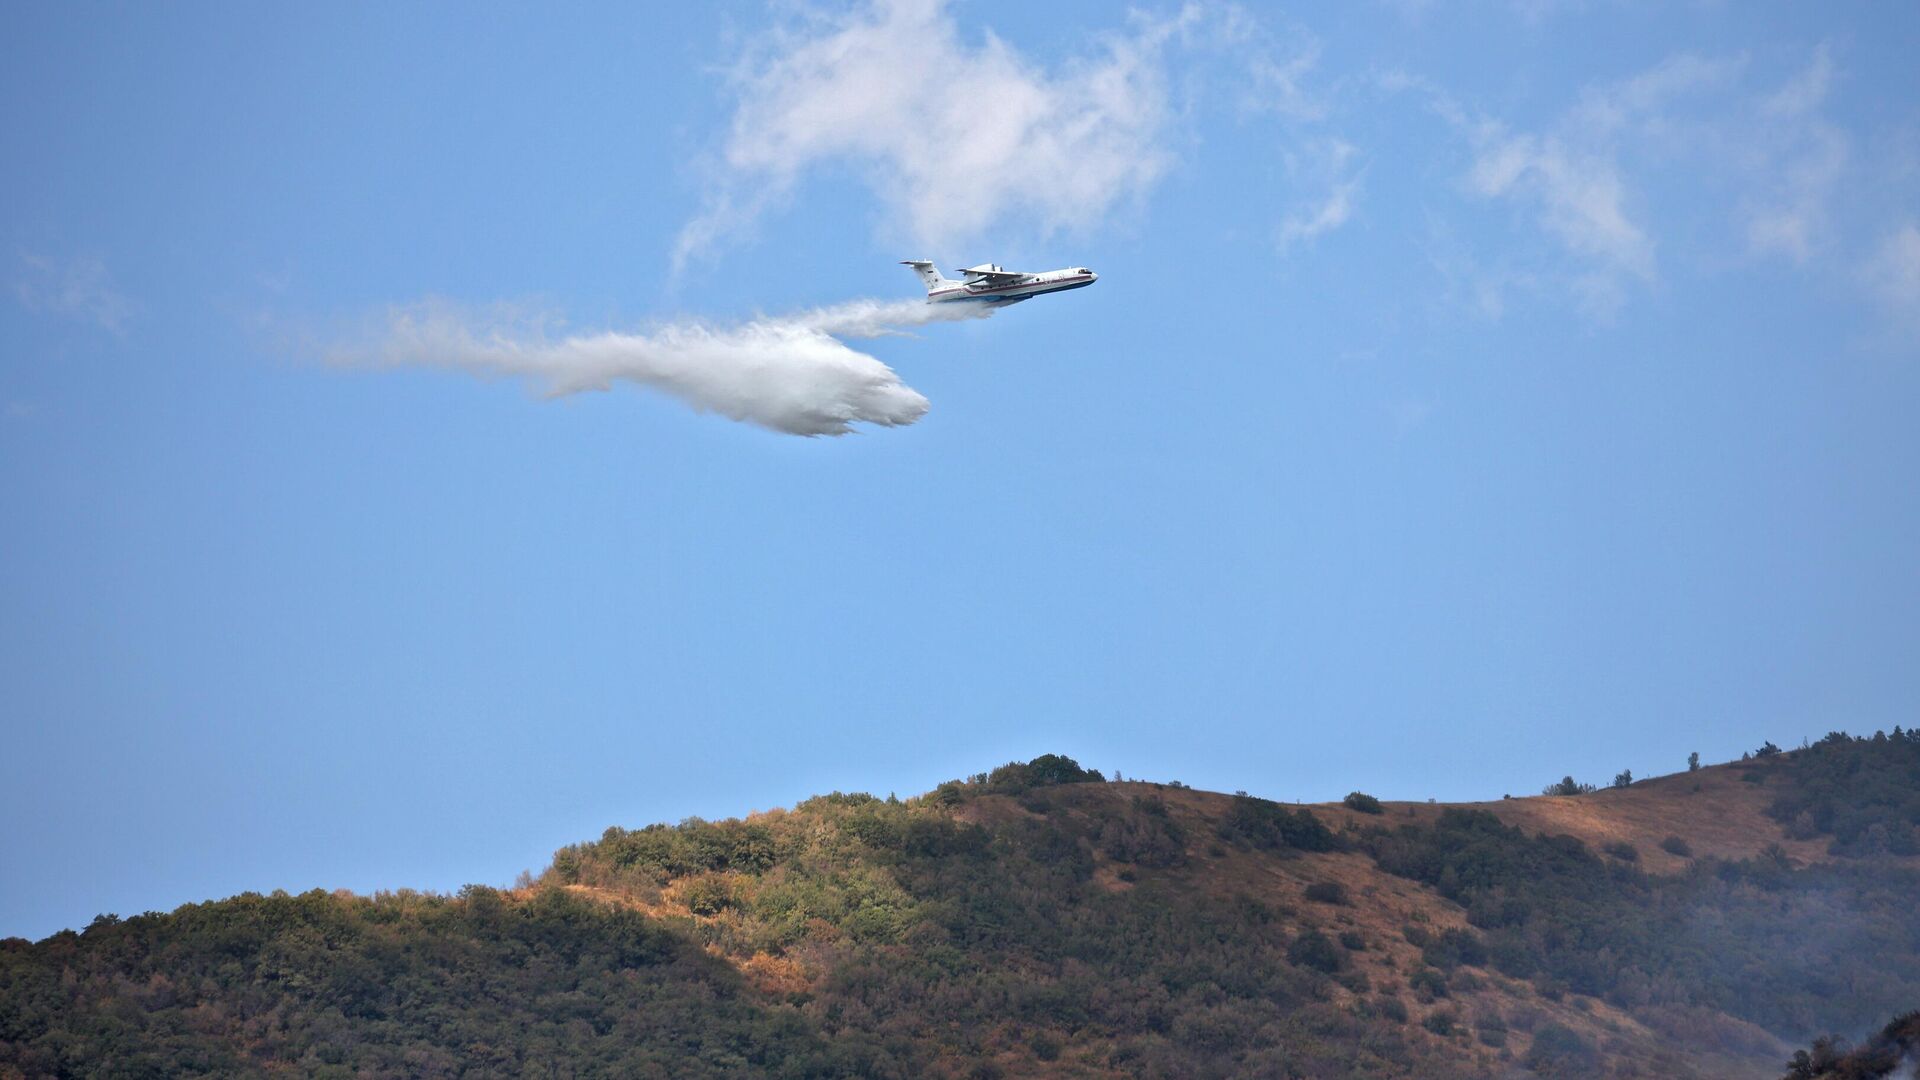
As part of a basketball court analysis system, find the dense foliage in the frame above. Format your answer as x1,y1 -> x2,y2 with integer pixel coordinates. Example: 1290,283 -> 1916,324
546,773 -> 1468,1078
1342,792 -> 1384,815
1362,808 -> 1920,1040
930,753 -> 1109,805
1781,1011 -> 1920,1079
0,886 -> 899,1078
1215,795 -> 1339,853
1765,730 -> 1920,856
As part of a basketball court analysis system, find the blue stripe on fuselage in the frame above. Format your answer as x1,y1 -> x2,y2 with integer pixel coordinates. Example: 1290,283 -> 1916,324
928,277 -> 1093,303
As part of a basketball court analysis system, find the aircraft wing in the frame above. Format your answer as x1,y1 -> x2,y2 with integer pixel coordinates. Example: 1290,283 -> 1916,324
957,263 -> 1027,282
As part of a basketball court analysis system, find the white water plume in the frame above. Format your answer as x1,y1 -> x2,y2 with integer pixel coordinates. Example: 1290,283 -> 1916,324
339,298 -> 994,436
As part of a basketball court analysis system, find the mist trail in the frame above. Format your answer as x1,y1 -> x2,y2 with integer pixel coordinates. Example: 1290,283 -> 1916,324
341,297 -> 996,436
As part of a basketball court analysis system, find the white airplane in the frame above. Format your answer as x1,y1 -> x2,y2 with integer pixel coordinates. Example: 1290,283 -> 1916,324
901,260 -> 1097,305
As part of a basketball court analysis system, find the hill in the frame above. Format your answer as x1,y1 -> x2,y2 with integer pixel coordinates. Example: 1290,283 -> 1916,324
3,734 -> 1918,1078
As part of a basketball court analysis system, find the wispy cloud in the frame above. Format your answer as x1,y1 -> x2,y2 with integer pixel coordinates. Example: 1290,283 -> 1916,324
678,0 -> 1226,269
1240,31 -> 1326,122
1380,0 -> 1616,26
1467,129 -> 1652,310
12,251 -> 134,333
1214,17 -> 1363,254
1392,47 -> 1869,318
1277,139 -> 1363,253
1460,54 -> 1742,314
1762,43 -> 1835,118
1743,45 -> 1847,263
1864,223 -> 1920,332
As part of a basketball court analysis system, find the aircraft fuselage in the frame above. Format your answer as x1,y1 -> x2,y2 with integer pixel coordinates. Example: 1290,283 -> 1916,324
901,260 -> 1098,305
930,267 -> 1098,304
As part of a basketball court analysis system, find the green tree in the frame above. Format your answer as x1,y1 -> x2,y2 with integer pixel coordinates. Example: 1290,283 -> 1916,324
1343,791 -> 1385,814
1542,776 -> 1595,796
1688,751 -> 1700,772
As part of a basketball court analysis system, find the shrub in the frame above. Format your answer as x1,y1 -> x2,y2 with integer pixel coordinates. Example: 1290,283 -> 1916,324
981,754 -> 1106,795
1526,1023 -> 1599,1076
1218,796 -> 1338,853
1304,881 -> 1349,905
1343,791 -> 1385,814
1339,930 -> 1367,951
1287,929 -> 1344,974
1422,927 -> 1488,970
1409,967 -> 1448,999
1602,840 -> 1639,862
679,873 -> 734,916
1377,996 -> 1410,1023
1488,935 -> 1538,979
1098,810 -> 1187,868
1422,1011 -> 1457,1036
1134,794 -> 1171,817
1029,1033 -> 1062,1062
1660,835 -> 1693,858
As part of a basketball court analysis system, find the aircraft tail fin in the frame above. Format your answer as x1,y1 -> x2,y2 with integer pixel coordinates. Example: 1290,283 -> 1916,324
901,259 -> 949,294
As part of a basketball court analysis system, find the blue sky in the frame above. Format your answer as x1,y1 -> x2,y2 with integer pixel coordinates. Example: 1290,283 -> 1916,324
3,1 -> 1917,940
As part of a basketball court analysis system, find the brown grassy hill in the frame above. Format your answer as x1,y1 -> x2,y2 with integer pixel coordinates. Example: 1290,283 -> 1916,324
953,780 -> 1760,1077
6,735 -> 1917,1079
529,741 -> 1920,1078
1391,754 -> 1851,871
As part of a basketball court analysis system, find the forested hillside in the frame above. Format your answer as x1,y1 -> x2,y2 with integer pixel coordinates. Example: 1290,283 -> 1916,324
4,736 -> 1918,1079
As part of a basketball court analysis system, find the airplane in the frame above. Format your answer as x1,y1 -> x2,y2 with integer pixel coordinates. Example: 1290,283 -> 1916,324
901,259 -> 1097,305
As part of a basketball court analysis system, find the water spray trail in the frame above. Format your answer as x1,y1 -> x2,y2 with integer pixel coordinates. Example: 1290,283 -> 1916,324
338,298 -> 995,437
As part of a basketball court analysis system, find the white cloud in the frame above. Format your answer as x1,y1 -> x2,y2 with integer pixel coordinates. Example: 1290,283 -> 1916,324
1468,130 -> 1653,285
1241,35 -> 1325,122
12,251 -> 133,333
1763,43 -> 1834,119
1460,54 -> 1741,306
1378,0 -> 1603,24
1743,129 -> 1845,262
1565,52 -> 1744,135
1865,223 -> 1920,325
1399,48 -> 1869,317
1743,46 -> 1847,262
678,0 -> 1202,267
1277,139 -> 1362,253
1278,176 -> 1359,251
